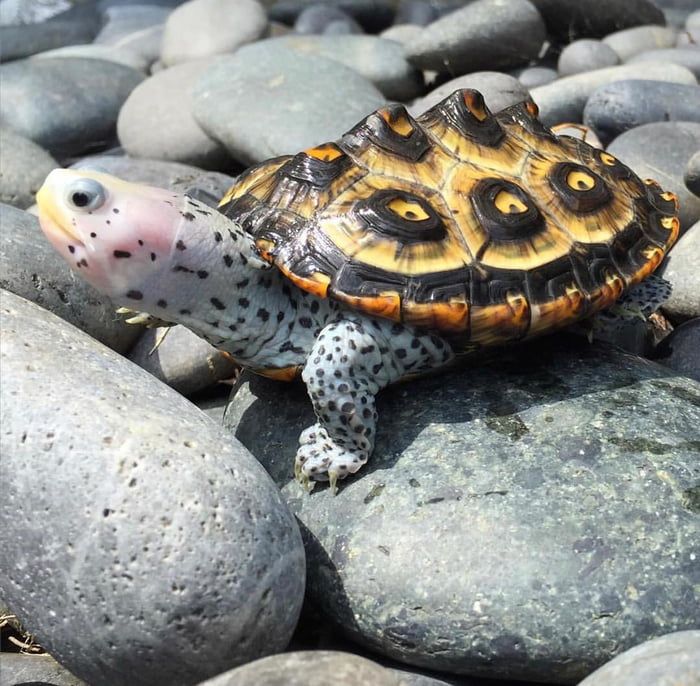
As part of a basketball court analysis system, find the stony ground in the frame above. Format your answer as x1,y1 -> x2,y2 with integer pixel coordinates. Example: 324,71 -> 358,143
0,0 -> 699,685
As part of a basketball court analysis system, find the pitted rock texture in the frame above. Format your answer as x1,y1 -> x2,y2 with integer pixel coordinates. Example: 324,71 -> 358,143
0,291 -> 305,686
660,222 -> 700,322
225,336 -> 700,684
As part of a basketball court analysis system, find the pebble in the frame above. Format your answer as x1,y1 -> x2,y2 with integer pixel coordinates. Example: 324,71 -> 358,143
626,47 -> 700,79
117,58 -> 231,170
578,631 -> 700,686
607,122 -> 700,232
515,66 -> 558,88
322,18 -> 363,34
293,4 -> 363,34
676,27 -> 700,46
128,325 -> 239,396
225,336 -> 700,684
687,9 -> 700,29
410,71 -> 530,116
0,0 -> 72,24
654,320 -> 700,382
0,57 -> 144,158
0,203 -> 142,353
268,0 -> 395,33
602,24 -> 678,61
0,653 -> 84,686
102,24 -> 165,65
192,41 -> 385,166
394,0 -> 437,26
685,151 -> 700,197
94,4 -> 171,44
379,23 -> 422,46
530,62 -> 696,127
0,127 -> 58,209
660,222 -> 700,322
161,0 -> 269,67
404,0 -> 546,75
274,35 -> 423,101
197,651 -> 402,686
529,0 -> 665,41
32,43 -> 151,72
0,290 -> 306,686
557,39 -> 619,76
582,80 -> 700,145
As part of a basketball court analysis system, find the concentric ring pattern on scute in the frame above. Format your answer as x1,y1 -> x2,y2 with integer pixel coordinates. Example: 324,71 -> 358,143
219,89 -> 679,346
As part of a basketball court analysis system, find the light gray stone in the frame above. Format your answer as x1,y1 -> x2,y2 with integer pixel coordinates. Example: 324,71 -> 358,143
578,631 -> 700,686
0,57 -> 144,158
0,290 -> 306,686
626,47 -> 700,78
685,151 -> 700,197
273,35 -> 423,100
225,336 -> 700,684
0,204 -> 141,353
117,58 -> 231,169
660,222 -> 700,322
33,43 -> 151,72
516,66 -> 558,88
404,0 -> 545,75
676,27 -> 700,46
0,127 -> 58,209
0,653 -> 85,686
293,4 -> 363,34
394,0 -> 437,27
607,122 -> 700,232
161,0 -> 268,67
380,23 -> 422,46
687,9 -> 700,29
557,39 -> 619,76
0,0 -> 72,24
654,320 -> 700,382
192,41 -> 385,165
530,62 -> 696,126
105,24 -> 165,65
94,4 -> 171,44
603,25 -> 678,61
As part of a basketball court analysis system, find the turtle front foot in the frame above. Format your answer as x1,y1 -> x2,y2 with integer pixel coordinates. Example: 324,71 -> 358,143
294,425 -> 369,495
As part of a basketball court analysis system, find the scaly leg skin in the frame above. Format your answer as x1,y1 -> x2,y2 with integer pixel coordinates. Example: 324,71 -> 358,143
296,315 -> 454,494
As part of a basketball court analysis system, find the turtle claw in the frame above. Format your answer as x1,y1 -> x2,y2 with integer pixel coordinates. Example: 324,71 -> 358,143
329,470 -> 339,496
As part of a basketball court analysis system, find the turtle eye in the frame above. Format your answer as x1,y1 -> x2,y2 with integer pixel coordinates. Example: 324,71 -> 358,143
65,178 -> 106,212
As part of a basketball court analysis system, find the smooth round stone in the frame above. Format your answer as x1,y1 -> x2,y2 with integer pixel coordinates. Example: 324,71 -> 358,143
379,23 -> 422,46
0,290 -> 305,686
273,35 -> 423,101
654,320 -> 700,382
322,18 -> 363,34
410,71 -> 530,116
225,337 -> 700,683
0,127 -> 58,209
607,122 -> 700,232
660,222 -> 700,322
530,62 -> 696,126
198,651 -> 401,686
94,4 -> 171,44
117,58 -> 231,170
676,27 -> 700,46
192,42 -> 385,165
394,0 -> 437,26
529,0 -> 665,41
0,58 -> 144,158
603,25 -> 678,60
128,325 -> 239,396
33,43 -> 151,72
0,204 -> 141,353
103,24 -> 165,64
687,9 -> 700,29
0,0 -> 71,24
579,631 -> 700,686
161,0 -> 268,67
293,4 -> 363,34
583,80 -> 700,145
516,66 -> 558,88
685,151 -> 700,197
269,0 -> 395,33
405,0 -> 545,75
627,47 -> 700,78
557,39 -> 619,76
0,653 -> 84,686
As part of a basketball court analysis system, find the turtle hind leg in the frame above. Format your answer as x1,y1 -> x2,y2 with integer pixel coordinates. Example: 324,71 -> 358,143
297,315 -> 454,494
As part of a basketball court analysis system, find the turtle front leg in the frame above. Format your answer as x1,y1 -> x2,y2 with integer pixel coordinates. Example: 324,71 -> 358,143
296,316 -> 453,493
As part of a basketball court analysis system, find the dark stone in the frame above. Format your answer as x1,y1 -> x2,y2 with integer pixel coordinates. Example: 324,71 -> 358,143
557,39 -> 619,76
685,151 -> 700,197
653,319 -> 700,382
293,3 -> 363,33
269,0 -> 395,32
394,0 -> 438,26
224,336 -> 700,684
0,290 -> 305,686
583,80 -> 700,145
0,652 -> 85,686
660,222 -> 700,322
602,25 -> 678,60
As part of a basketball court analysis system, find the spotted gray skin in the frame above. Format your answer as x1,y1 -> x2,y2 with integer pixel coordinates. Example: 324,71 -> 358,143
36,170 -> 455,491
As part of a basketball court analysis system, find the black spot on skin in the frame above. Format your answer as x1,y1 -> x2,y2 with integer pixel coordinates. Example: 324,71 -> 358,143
277,311 -> 285,322
151,253 -> 156,262
236,278 -> 249,288
228,324 -> 237,331
138,240 -> 144,246
240,253 -> 248,265
105,220 -> 110,225
257,308 -> 269,322
196,209 -> 211,216
112,208 -> 120,214
310,300 -> 320,314
411,338 -> 420,348
360,345 -> 375,354
157,299 -> 167,308
316,369 -> 324,377
182,211 -> 195,221
90,232 -> 97,237
214,231 -> 222,242
197,270 -> 209,279
173,265 -> 192,273
341,402 -> 354,413
68,245 -> 75,254
239,297 -> 249,308
223,255 -> 233,267
396,348 -> 407,359
176,240 -> 187,251
299,317 -> 312,328
113,250 -> 131,258
372,363 -> 382,374
210,297 -> 225,310
127,290 -> 143,300
180,308 -> 191,315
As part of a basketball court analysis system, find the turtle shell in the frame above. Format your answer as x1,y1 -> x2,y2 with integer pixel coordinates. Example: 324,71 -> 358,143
218,89 -> 679,346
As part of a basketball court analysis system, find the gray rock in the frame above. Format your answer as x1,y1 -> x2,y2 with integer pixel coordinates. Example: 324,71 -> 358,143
0,127 -> 58,209
530,62 -> 696,126
0,0 -> 72,24
195,388 -> 231,424
293,4 -> 363,34
161,0 -> 268,67
676,27 -> 700,46
529,0 -> 665,41
0,57 -> 144,158
603,25 -> 678,61
198,651 -> 402,686
654,320 -> 700,382
410,71 -> 530,116
394,0 -> 437,26
33,43 -> 151,72
627,47 -> 700,78
322,18 -> 363,34
557,39 -> 619,76
104,24 -> 165,65
404,0 -> 545,76
660,222 -> 700,322
94,4 -> 171,44
685,151 -> 700,197
0,290 -> 305,686
0,653 -> 85,686
515,66 -> 558,88
128,325 -> 239,396
225,337 -> 700,684
0,204 -> 141,353
380,23 -> 423,46
607,122 -> 700,232
117,58 -> 231,170
192,41 -> 385,165
582,80 -> 700,145
687,9 -> 700,29
268,0 -> 395,33
274,35 -> 423,101
578,631 -> 700,686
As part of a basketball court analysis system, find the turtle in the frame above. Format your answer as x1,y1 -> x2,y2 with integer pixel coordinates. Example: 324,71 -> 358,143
36,89 -> 679,493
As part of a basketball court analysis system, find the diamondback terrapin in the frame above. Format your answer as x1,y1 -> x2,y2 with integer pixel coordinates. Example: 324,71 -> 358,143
36,89 -> 679,492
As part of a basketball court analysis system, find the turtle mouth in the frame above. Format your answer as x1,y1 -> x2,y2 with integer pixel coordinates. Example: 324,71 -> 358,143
36,180 -> 84,249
